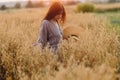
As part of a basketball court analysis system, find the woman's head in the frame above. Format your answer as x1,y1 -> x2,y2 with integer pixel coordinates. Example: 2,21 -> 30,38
43,2 -> 66,23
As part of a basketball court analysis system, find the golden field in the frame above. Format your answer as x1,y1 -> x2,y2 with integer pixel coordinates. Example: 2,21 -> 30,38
0,5 -> 120,80
95,3 -> 120,10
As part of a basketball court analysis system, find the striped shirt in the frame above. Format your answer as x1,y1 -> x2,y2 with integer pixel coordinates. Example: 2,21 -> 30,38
36,20 -> 63,51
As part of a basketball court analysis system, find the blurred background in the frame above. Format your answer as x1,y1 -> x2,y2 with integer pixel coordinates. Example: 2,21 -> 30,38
0,0 -> 120,8
0,0 -> 120,26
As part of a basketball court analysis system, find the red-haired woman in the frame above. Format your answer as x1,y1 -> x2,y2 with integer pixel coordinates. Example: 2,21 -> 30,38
34,2 -> 66,54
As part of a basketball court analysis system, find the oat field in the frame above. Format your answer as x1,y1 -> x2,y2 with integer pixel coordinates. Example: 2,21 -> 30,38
0,5 -> 120,80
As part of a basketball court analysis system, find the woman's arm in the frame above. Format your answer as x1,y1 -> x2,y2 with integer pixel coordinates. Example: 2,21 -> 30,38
38,21 -> 48,48
34,21 -> 48,49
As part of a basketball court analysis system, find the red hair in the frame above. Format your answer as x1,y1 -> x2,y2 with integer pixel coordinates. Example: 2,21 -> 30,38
43,2 -> 66,23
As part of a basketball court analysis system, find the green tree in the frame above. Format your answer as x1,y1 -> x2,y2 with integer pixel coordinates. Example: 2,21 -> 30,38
0,5 -> 7,10
66,1 -> 79,5
109,0 -> 115,3
26,0 -> 34,8
35,1 -> 45,7
14,2 -> 21,9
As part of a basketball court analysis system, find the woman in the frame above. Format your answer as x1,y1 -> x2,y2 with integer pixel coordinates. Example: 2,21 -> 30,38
34,2 -> 66,54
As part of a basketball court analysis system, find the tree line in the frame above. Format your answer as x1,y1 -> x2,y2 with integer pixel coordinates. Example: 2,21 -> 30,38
0,0 -> 79,10
0,0 -> 49,10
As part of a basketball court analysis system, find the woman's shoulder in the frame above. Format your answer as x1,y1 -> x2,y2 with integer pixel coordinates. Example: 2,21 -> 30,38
40,20 -> 52,29
41,20 -> 51,25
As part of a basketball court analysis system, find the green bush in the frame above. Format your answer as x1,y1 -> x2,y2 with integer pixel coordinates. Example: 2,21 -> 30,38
14,2 -> 21,9
0,5 -> 7,10
76,3 -> 95,13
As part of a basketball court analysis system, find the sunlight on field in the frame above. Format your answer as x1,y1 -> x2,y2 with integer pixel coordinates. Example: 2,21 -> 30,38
0,5 -> 120,80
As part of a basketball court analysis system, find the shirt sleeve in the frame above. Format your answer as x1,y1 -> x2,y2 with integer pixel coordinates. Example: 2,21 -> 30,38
37,21 -> 48,49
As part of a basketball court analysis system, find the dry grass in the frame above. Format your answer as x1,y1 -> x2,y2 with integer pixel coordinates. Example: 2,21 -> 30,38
0,5 -> 120,80
95,3 -> 120,10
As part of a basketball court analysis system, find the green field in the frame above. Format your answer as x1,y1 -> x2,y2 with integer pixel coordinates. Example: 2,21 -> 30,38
97,10 -> 120,34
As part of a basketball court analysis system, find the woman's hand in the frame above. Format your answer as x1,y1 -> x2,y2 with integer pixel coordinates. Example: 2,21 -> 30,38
33,42 -> 39,46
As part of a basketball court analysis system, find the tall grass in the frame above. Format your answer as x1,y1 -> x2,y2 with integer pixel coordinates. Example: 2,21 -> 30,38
0,6 -> 120,80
